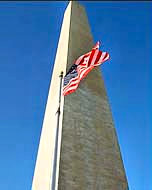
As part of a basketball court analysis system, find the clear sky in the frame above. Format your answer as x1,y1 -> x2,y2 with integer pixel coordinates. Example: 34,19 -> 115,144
0,1 -> 151,190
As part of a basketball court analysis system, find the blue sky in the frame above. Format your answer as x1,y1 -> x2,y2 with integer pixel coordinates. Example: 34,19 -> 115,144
0,1 -> 151,190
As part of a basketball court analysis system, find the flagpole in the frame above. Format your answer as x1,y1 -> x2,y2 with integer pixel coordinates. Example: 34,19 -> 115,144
51,71 -> 63,190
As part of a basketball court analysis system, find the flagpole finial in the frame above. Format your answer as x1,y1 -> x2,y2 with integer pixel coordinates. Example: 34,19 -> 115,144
59,71 -> 63,78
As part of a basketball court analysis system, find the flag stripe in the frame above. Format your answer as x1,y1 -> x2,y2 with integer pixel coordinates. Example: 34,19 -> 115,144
94,51 -> 102,64
87,49 -> 96,67
90,49 -> 99,66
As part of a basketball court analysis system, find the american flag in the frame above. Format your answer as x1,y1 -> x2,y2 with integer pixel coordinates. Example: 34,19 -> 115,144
63,41 -> 110,96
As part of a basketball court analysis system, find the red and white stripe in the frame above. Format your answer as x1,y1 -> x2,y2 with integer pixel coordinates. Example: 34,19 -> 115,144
63,42 -> 110,96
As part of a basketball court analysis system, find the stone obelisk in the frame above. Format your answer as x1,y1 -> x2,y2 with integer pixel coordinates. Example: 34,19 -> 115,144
32,1 -> 128,190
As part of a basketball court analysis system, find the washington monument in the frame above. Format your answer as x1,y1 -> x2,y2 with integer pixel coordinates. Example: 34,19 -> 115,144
32,1 -> 128,190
